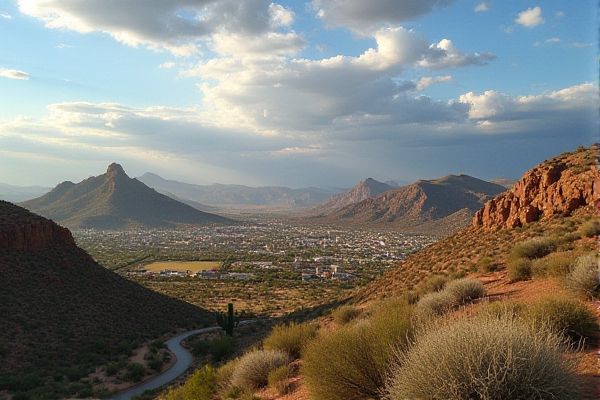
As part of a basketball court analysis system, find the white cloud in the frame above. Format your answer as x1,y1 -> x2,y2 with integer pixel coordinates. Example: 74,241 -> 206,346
0,68 -> 29,80
416,75 -> 452,90
18,0 -> 296,56
555,11 -> 565,18
211,31 -> 305,57
474,2 -> 490,13
159,61 -> 176,69
516,7 -> 544,28
312,0 -> 456,33
418,39 -> 495,69
0,13 -> 12,19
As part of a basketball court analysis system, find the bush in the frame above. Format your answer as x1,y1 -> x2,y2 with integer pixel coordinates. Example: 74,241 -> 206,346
263,322 -> 318,359
532,252 -> 577,277
445,278 -> 485,304
477,256 -> 497,272
331,305 -> 361,325
164,365 -> 217,400
578,219 -> 600,238
567,254 -> 599,298
303,303 -> 413,400
124,363 -> 145,382
525,297 -> 597,343
216,358 -> 239,393
268,365 -> 292,395
415,290 -> 455,316
508,258 -> 532,282
510,237 -> 558,260
416,274 -> 448,294
384,315 -> 580,400
230,350 -> 289,389
192,335 -> 235,362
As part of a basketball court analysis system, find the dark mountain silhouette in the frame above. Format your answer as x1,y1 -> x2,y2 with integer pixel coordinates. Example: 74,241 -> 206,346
20,163 -> 232,229
0,201 -> 213,397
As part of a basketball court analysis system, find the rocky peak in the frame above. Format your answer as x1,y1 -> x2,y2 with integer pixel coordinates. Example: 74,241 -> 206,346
473,147 -> 599,230
106,163 -> 127,177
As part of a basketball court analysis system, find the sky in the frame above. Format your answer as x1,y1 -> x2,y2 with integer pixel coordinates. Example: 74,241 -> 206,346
0,0 -> 597,188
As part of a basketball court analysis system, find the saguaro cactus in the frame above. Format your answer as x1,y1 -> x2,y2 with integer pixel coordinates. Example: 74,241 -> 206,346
216,303 -> 239,335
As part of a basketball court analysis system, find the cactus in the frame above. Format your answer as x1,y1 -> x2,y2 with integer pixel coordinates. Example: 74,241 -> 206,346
216,303 -> 239,335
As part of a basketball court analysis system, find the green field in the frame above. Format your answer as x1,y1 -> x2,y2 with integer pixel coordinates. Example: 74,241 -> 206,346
144,261 -> 221,272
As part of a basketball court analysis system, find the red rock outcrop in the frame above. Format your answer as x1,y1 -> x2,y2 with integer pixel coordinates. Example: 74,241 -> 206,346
473,148 -> 600,230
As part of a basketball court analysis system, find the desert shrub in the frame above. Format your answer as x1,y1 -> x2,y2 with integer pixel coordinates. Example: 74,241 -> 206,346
477,256 -> 497,272
567,254 -> 599,298
416,274 -> 448,294
331,305 -> 361,325
508,258 -> 532,282
268,364 -> 292,395
480,301 -> 524,319
415,290 -> 455,316
263,322 -> 318,359
510,237 -> 558,260
578,219 -> 600,238
532,251 -> 577,277
216,357 -> 239,393
124,363 -> 145,382
163,365 -> 217,400
445,278 -> 485,304
303,303 -> 413,400
192,335 -> 235,361
525,297 -> 597,343
230,350 -> 289,389
384,315 -> 580,400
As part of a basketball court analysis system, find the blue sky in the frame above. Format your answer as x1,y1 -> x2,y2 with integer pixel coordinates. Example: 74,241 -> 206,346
0,0 -> 597,187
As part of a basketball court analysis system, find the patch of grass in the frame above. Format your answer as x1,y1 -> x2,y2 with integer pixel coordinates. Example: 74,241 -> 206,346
578,219 -> 600,238
384,315 -> 581,400
164,365 -> 217,400
477,256 -> 498,273
416,274 -> 448,294
566,254 -> 599,299
124,363 -> 145,383
230,350 -> 289,389
510,237 -> 558,260
331,305 -> 361,325
532,251 -> 577,277
268,364 -> 292,396
415,290 -> 455,316
507,258 -> 532,282
263,322 -> 318,359
303,302 -> 413,400
444,278 -> 485,304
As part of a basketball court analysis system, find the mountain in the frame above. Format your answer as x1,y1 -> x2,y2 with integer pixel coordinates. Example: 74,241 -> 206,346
0,182 -> 50,202
0,201 -> 213,398
356,145 -> 599,302
490,177 -> 516,188
20,163 -> 232,229
312,177 -> 393,215
138,172 -> 341,209
311,174 -> 506,234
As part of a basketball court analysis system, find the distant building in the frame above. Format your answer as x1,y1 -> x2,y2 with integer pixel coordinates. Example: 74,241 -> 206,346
302,273 -> 318,282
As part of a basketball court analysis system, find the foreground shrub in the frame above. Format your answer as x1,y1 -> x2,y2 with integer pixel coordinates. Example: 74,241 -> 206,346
510,237 -> 557,260
216,358 -> 239,393
525,297 -> 597,343
303,303 -> 413,400
445,278 -> 485,304
230,350 -> 289,389
331,305 -> 361,326
507,258 -> 532,282
193,335 -> 235,362
263,322 -> 318,359
164,365 -> 217,400
532,252 -> 577,277
415,290 -> 455,316
416,274 -> 448,294
268,364 -> 292,395
384,315 -> 580,400
477,256 -> 498,273
567,254 -> 599,299
578,219 -> 600,238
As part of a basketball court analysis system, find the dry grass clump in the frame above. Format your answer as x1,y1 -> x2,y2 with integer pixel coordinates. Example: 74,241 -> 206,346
507,257 -> 532,282
510,237 -> 558,260
415,278 -> 484,316
415,290 -> 455,316
532,251 -> 577,277
445,278 -> 485,304
566,254 -> 599,299
229,350 -> 289,389
578,218 -> 600,238
267,364 -> 293,395
384,315 -> 581,400
163,365 -> 217,400
524,297 -> 597,343
331,305 -> 361,325
416,274 -> 448,294
303,303 -> 413,400
263,322 -> 318,359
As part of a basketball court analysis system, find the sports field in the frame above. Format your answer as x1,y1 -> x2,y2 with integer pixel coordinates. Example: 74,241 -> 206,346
144,261 -> 221,272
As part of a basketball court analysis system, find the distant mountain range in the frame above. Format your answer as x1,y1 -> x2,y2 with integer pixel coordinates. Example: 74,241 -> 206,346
0,182 -> 50,202
309,174 -> 506,234
138,172 -> 341,209
0,201 -> 213,397
20,163 -> 232,229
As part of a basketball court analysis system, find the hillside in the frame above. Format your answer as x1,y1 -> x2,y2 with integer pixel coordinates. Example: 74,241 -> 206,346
21,163 -> 232,229
138,172 -> 340,209
311,177 -> 393,215
310,174 -> 505,234
0,201 -> 214,398
0,182 -> 50,203
357,146 -> 599,301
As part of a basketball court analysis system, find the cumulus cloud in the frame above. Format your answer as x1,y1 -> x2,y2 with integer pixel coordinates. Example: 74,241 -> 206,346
159,61 -> 176,69
312,0 -> 455,33
0,13 -> 12,19
416,75 -> 452,90
418,39 -> 495,69
474,2 -> 490,13
516,7 -> 544,28
18,0 -> 296,55
0,67 -> 29,80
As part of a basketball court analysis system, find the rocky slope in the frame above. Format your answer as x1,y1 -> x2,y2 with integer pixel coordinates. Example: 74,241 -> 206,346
474,147 -> 599,230
0,202 -> 213,397
311,178 -> 393,215
21,163 -> 232,229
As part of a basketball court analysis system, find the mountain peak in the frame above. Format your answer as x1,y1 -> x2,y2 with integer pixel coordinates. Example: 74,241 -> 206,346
106,163 -> 126,176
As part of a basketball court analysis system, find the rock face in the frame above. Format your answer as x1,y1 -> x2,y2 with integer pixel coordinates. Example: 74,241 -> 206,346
473,147 -> 599,230
0,201 -> 74,250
